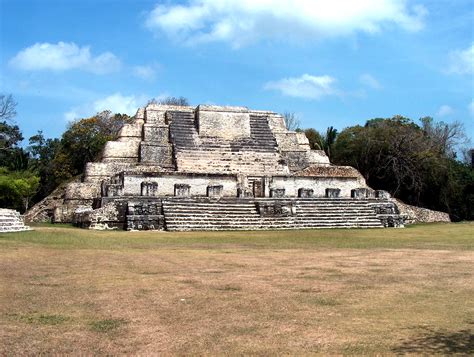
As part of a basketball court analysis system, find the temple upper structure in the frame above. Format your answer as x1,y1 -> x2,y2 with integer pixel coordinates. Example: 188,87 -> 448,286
45,104 -> 406,230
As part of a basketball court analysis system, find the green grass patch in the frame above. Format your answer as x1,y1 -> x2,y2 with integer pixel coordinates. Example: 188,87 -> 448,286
0,222 -> 472,251
89,318 -> 128,333
16,313 -> 71,325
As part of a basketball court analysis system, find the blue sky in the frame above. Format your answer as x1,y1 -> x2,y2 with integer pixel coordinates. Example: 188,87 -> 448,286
1,0 -> 473,144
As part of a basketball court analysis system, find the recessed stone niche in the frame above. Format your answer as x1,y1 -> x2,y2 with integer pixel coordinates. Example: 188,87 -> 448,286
351,188 -> 373,199
141,181 -> 158,196
174,184 -> 190,197
207,185 -> 223,197
298,188 -> 314,198
325,188 -> 341,198
270,188 -> 285,198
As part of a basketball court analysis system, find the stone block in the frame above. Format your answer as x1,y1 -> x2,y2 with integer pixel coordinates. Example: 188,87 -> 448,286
267,114 -> 287,132
207,185 -> 223,197
174,184 -> 190,196
140,143 -> 173,166
141,181 -> 159,196
257,202 -> 295,216
296,132 -> 310,146
65,183 -> 100,200
375,190 -> 391,199
306,150 -> 330,165
270,188 -> 286,198
326,188 -> 341,198
351,188 -> 374,199
143,124 -> 169,143
197,105 -> 251,140
102,141 -> 140,160
118,122 -> 142,138
145,108 -> 166,125
298,188 -> 314,198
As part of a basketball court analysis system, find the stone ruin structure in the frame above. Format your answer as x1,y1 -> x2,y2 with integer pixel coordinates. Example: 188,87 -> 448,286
44,104 -> 410,230
0,209 -> 32,233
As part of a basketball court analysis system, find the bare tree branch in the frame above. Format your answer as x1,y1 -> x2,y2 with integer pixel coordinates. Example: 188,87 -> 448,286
0,94 -> 17,122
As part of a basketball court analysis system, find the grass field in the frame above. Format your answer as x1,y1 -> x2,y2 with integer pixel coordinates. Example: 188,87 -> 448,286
1,223 -> 473,355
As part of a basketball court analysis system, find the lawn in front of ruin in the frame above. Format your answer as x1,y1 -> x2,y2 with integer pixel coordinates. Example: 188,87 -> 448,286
1,223 -> 473,355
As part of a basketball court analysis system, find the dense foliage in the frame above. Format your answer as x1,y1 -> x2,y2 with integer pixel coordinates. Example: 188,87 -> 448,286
309,116 -> 473,221
0,106 -> 133,212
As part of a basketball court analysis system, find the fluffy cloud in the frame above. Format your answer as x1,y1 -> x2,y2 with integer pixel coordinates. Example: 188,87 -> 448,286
436,105 -> 454,117
359,73 -> 382,90
264,74 -> 337,99
448,43 -> 474,75
145,0 -> 426,47
64,93 -> 147,122
133,65 -> 157,80
10,42 -> 121,74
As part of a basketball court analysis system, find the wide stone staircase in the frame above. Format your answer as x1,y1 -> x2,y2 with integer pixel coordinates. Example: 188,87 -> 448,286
162,198 -> 385,231
168,111 -> 287,175
0,208 -> 32,233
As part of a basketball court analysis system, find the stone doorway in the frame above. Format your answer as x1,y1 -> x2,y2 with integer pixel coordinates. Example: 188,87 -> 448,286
248,177 -> 265,197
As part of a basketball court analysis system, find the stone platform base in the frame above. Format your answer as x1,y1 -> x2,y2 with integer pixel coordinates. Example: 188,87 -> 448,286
0,208 -> 32,233
74,197 -> 405,231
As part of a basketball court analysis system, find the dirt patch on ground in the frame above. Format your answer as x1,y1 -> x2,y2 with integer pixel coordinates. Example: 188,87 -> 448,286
0,226 -> 473,354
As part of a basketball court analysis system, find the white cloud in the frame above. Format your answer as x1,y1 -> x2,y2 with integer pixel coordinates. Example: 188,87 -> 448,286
64,93 -> 148,122
264,74 -> 337,99
448,43 -> 474,75
145,0 -> 426,47
360,73 -> 382,90
436,105 -> 454,117
10,42 -> 121,74
469,100 -> 474,116
133,65 -> 157,80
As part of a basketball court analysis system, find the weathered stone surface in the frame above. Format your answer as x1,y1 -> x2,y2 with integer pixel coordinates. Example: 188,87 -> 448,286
28,103 -> 446,230
351,188 -> 375,199
197,105 -> 251,140
0,208 -> 32,232
270,188 -> 286,198
102,141 -> 140,161
140,143 -> 173,166
298,188 -> 314,198
393,199 -> 451,224
326,188 -> 341,198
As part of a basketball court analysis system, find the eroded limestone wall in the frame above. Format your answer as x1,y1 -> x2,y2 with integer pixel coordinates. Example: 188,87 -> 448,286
197,105 -> 251,140
393,199 -> 451,224
271,176 -> 364,197
117,173 -> 238,197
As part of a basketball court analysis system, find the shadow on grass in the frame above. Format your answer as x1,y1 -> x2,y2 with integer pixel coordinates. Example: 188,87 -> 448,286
392,327 -> 474,354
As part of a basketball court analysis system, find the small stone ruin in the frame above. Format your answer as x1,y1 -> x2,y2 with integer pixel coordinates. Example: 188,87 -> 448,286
0,208 -> 32,233
28,103 -> 417,230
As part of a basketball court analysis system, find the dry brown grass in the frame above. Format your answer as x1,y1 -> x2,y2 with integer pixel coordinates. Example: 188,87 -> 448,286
0,224 -> 473,355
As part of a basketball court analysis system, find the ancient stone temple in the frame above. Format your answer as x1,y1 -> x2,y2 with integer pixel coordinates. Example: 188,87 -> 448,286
50,104 -> 406,230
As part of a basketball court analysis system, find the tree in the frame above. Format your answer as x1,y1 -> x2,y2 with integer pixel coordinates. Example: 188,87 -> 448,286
149,96 -> 189,106
28,131 -> 61,198
420,117 -> 467,158
55,111 -> 133,179
0,169 -> 39,212
331,115 -> 473,220
0,120 -> 28,171
283,112 -> 301,131
304,126 -> 338,158
304,128 -> 323,150
0,94 -> 17,122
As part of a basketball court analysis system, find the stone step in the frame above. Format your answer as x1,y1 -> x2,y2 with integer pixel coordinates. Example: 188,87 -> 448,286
165,223 -> 383,231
